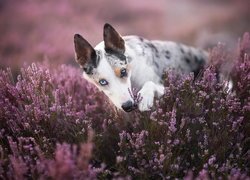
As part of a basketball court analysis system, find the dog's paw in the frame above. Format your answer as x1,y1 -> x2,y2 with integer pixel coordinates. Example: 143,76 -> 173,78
156,85 -> 165,97
137,82 -> 164,111
138,89 -> 154,111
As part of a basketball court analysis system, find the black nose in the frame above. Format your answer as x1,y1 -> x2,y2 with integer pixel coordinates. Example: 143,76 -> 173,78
121,101 -> 134,112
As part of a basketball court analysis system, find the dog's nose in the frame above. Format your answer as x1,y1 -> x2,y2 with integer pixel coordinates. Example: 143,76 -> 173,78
121,100 -> 134,112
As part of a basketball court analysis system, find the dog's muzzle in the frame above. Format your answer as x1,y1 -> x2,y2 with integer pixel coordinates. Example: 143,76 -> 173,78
121,100 -> 137,112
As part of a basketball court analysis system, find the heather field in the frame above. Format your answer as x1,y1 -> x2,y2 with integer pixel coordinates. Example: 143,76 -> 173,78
0,33 -> 249,179
0,0 -> 250,179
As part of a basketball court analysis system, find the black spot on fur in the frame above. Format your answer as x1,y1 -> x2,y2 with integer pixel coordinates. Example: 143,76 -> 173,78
141,48 -> 146,56
153,61 -> 159,68
138,37 -> 144,42
146,42 -> 159,58
185,57 -> 191,64
194,55 -> 199,63
138,43 -> 147,56
165,50 -> 171,59
179,45 -> 185,54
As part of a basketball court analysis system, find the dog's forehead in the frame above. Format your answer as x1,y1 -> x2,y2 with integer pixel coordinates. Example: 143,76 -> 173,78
95,46 -> 127,67
87,51 -> 129,81
105,53 -> 127,66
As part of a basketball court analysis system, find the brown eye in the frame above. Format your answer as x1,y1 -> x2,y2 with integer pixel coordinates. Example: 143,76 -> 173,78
120,68 -> 127,78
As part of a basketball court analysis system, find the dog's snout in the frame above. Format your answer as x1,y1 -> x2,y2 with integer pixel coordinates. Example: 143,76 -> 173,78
121,101 -> 134,112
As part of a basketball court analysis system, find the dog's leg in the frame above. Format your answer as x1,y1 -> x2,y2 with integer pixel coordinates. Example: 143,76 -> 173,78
138,81 -> 164,111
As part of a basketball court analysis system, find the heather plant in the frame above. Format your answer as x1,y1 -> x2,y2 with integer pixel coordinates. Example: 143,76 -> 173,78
0,33 -> 250,179
0,63 -> 109,179
0,64 -> 101,148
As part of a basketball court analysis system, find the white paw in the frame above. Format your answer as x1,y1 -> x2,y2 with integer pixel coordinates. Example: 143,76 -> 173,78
156,85 -> 165,97
138,90 -> 154,111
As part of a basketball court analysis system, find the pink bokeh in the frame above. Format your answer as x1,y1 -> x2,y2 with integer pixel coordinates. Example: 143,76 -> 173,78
0,0 -> 249,69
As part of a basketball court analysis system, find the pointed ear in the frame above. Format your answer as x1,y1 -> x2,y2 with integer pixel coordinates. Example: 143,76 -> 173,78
74,34 -> 98,73
103,23 -> 125,54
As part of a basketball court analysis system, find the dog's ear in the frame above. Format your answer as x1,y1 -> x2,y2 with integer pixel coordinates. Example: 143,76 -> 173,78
103,23 -> 125,54
74,34 -> 98,74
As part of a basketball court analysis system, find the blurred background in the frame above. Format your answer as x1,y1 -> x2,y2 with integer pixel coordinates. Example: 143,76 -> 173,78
0,0 -> 249,70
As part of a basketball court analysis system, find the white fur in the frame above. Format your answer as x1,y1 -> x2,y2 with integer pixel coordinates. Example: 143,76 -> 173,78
84,36 -> 207,112
83,53 -> 134,108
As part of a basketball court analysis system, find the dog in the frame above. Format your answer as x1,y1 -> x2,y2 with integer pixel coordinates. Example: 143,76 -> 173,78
73,23 -> 208,112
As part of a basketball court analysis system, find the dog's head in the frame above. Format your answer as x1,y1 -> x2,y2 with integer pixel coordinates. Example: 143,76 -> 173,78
74,23 -> 136,112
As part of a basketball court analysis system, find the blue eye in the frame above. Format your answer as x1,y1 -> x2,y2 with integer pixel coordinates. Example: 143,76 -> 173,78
120,68 -> 127,78
99,79 -> 109,86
